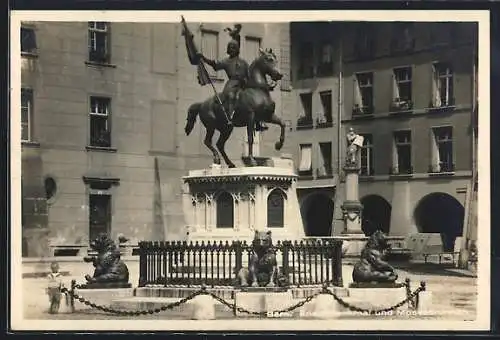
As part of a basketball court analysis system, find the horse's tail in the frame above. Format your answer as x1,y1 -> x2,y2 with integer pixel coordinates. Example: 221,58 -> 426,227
185,102 -> 201,136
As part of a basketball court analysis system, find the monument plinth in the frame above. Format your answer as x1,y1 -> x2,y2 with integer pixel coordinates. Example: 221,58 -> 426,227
182,157 -> 304,243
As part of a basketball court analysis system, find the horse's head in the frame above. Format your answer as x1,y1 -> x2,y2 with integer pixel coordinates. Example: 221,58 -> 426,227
254,47 -> 283,82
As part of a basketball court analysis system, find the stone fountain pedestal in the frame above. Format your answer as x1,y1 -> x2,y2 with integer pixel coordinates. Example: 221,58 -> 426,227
182,157 -> 305,243
340,164 -> 366,257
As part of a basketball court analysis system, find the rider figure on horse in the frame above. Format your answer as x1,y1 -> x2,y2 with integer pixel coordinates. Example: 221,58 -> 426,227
199,25 -> 268,132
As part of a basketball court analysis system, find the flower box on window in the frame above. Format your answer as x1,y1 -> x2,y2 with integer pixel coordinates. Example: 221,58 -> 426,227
352,104 -> 374,118
389,166 -> 414,176
389,99 -> 413,113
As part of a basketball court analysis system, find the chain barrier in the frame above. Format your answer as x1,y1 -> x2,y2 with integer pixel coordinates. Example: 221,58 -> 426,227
62,280 -> 426,317
61,285 -> 204,316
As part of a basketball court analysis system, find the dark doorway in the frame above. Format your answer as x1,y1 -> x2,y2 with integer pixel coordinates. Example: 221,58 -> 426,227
301,194 -> 334,236
89,194 -> 112,242
360,195 -> 392,236
413,192 -> 465,252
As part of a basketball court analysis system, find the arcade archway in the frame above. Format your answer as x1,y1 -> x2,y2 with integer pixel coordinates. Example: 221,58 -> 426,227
360,195 -> 392,236
301,193 -> 334,237
413,192 -> 465,252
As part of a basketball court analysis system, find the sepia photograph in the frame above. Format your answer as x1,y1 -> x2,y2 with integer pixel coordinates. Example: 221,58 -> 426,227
10,10 -> 490,331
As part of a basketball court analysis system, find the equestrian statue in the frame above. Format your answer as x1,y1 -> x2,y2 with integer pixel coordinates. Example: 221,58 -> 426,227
182,18 -> 286,168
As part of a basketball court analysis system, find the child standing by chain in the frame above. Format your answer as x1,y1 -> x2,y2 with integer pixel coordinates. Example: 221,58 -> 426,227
46,262 -> 65,314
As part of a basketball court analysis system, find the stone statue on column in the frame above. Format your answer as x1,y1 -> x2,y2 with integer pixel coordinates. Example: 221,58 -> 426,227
345,128 -> 364,168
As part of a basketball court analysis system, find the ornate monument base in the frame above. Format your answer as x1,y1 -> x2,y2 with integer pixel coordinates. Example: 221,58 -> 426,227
182,158 -> 304,242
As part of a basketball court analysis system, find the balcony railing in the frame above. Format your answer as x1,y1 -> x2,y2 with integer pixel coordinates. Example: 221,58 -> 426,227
352,105 -> 374,117
315,116 -> 333,128
428,163 -> 455,174
427,97 -> 456,113
389,99 -> 414,114
296,116 -> 314,130
360,167 -> 375,177
389,166 -> 414,176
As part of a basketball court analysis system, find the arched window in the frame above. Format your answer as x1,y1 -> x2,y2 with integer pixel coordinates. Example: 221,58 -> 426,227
267,189 -> 285,228
216,191 -> 234,228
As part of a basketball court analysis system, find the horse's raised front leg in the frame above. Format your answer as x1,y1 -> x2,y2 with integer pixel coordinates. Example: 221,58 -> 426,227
269,113 -> 286,151
204,127 -> 221,165
247,111 -> 257,166
216,125 -> 236,168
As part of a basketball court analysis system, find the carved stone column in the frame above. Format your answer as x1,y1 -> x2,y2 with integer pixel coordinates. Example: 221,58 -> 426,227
341,164 -> 363,235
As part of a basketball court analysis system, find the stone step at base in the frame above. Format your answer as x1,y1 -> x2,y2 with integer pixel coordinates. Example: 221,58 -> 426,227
110,297 -> 235,316
136,287 -> 235,300
136,286 -> 349,300
110,295 -> 358,319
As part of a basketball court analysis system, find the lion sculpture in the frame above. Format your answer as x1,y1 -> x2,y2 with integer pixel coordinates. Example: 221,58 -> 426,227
352,230 -> 398,283
83,233 -> 130,287
237,230 -> 287,288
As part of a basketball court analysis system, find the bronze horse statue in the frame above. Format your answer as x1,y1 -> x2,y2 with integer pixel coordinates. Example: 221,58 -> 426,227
184,48 -> 286,168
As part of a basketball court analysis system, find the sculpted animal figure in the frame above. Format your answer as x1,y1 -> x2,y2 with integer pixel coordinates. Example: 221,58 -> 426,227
237,230 -> 286,288
83,233 -> 130,285
185,48 -> 286,168
352,230 -> 398,283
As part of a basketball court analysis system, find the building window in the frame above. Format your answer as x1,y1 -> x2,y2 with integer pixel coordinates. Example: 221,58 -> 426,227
243,36 -> 261,63
21,27 -> 37,55
216,191 -> 234,228
431,126 -> 454,173
390,23 -> 415,53
317,41 -> 334,76
88,22 -> 110,64
89,194 -> 111,243
89,96 -> 111,148
318,91 -> 333,127
392,130 -> 412,175
201,30 -> 219,79
21,88 -> 33,142
354,24 -> 374,59
267,189 -> 285,228
431,62 -> 454,108
391,67 -> 413,111
298,42 -> 314,79
318,142 -> 333,177
297,93 -> 313,128
298,143 -> 313,177
360,134 -> 374,176
353,72 -> 373,115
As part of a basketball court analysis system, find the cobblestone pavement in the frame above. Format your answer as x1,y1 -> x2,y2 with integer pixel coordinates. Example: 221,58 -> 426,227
20,266 -> 477,321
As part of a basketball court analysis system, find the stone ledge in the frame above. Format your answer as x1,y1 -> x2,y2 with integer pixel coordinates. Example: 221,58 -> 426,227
73,288 -> 134,311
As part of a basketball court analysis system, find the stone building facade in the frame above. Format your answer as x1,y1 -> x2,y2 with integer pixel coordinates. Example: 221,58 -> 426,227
20,21 -> 292,257
281,22 -> 478,252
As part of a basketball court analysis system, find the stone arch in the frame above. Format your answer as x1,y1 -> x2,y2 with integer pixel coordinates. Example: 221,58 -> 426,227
215,191 -> 234,228
413,192 -> 464,252
360,195 -> 392,236
300,193 -> 334,237
267,188 -> 286,228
